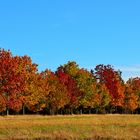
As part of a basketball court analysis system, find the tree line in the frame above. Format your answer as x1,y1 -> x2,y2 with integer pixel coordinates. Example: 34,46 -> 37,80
0,48 -> 140,115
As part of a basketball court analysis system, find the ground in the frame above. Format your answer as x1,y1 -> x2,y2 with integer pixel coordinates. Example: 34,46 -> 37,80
0,114 -> 140,140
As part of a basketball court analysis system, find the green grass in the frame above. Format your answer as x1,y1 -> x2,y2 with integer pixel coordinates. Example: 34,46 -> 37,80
0,114 -> 140,139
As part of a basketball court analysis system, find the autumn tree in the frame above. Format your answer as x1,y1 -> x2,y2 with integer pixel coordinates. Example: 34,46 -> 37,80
129,78 -> 140,108
75,68 -> 95,113
25,73 -> 46,113
42,69 -> 68,115
56,66 -> 80,114
0,49 -> 39,114
124,78 -> 140,113
20,56 -> 38,114
90,83 -> 110,114
94,64 -> 125,112
0,49 -> 24,114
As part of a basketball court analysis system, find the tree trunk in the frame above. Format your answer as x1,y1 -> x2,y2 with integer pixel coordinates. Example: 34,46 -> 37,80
80,109 -> 83,115
89,108 -> 91,114
70,108 -> 73,115
23,105 -> 25,115
6,95 -> 9,115
6,108 -> 9,115
96,108 -> 98,114
60,109 -> 63,115
50,108 -> 55,115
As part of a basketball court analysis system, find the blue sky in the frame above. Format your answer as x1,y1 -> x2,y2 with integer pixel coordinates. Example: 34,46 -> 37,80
0,0 -> 140,81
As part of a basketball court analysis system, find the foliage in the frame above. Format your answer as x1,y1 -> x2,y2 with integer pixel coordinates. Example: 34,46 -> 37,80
43,69 -> 68,114
0,48 -> 140,114
94,64 -> 125,107
56,66 -> 80,111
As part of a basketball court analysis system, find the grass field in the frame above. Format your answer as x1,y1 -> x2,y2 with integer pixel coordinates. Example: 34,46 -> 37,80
0,115 -> 140,140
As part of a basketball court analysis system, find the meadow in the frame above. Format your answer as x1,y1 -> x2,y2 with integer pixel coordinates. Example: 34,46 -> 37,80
0,115 -> 140,140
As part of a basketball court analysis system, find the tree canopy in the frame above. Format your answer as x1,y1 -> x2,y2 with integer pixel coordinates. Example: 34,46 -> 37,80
0,48 -> 140,115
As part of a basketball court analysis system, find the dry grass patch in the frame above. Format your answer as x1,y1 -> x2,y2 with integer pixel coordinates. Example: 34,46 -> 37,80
0,114 -> 140,139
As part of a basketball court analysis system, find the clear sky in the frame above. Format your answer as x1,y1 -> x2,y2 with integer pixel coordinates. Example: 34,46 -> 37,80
0,0 -> 140,81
